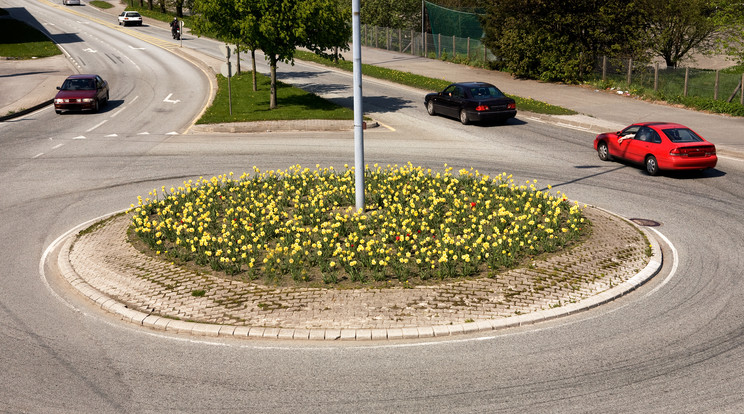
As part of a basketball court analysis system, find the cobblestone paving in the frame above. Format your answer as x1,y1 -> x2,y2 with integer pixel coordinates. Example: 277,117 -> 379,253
68,207 -> 650,330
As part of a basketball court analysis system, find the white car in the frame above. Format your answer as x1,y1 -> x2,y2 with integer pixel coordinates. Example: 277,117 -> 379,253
63,0 -> 81,5
118,11 -> 143,26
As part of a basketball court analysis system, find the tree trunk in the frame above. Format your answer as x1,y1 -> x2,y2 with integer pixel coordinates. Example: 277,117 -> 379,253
236,45 -> 241,74
176,5 -> 183,17
159,0 -> 165,13
270,56 -> 277,109
251,49 -> 257,92
147,0 -> 152,10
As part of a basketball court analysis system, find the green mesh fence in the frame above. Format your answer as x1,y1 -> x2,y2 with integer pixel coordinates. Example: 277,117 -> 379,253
425,1 -> 484,39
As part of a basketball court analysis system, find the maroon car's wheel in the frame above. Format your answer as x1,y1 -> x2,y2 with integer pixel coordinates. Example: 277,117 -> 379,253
93,99 -> 99,113
597,141 -> 612,161
645,155 -> 659,176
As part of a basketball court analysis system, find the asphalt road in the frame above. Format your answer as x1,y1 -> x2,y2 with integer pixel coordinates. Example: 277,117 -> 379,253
2,1 -> 744,412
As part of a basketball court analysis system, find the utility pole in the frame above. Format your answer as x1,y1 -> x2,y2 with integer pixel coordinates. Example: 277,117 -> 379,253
352,0 -> 364,211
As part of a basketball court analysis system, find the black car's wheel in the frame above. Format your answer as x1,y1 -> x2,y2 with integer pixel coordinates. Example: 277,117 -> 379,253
459,109 -> 469,125
104,92 -> 109,105
426,101 -> 436,116
645,155 -> 659,176
597,141 -> 612,161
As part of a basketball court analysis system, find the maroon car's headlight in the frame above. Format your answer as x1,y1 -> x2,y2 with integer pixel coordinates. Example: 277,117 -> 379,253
81,98 -> 94,103
54,98 -> 65,104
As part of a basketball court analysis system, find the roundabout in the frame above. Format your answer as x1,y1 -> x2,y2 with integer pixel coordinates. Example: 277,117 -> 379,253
55,202 -> 661,340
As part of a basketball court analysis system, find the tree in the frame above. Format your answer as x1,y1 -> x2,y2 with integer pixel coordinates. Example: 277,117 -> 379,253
480,0 -> 648,82
240,0 -> 350,109
706,0 -> 744,65
360,0 -> 420,30
641,0 -> 720,67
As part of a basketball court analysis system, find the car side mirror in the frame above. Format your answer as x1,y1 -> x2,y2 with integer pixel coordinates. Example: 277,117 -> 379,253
56,86 -> 61,90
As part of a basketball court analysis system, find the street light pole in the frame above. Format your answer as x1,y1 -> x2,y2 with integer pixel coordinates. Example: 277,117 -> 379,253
352,0 -> 364,212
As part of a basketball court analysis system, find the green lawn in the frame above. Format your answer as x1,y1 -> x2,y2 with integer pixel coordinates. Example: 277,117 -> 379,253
0,16 -> 61,59
197,71 -> 353,124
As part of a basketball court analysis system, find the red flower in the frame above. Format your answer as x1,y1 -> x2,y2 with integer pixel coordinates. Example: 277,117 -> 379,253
470,202 -> 476,209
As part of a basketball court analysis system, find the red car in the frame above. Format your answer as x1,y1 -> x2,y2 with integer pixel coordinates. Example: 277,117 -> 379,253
593,122 -> 717,175
54,74 -> 110,114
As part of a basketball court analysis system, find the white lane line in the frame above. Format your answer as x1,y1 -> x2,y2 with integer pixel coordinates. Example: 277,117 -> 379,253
72,136 -> 87,140
644,227 -> 678,298
86,120 -> 107,132
52,143 -> 64,149
32,153 -> 44,159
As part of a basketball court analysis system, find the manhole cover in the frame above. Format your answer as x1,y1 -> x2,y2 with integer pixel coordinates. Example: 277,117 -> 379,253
630,218 -> 661,227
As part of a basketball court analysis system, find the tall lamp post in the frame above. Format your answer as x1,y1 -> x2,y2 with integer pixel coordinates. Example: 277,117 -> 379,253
352,0 -> 364,211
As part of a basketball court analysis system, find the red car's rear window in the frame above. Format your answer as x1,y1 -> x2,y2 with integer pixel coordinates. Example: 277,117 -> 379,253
662,128 -> 703,143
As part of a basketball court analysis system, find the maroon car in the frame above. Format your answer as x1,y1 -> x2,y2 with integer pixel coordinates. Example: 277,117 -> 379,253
54,74 -> 109,114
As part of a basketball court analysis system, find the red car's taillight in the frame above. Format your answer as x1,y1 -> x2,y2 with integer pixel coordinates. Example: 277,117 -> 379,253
670,146 -> 716,157
475,105 -> 489,112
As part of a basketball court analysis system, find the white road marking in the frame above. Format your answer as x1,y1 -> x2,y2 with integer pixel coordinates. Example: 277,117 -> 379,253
86,120 -> 107,132
644,228 -> 678,298
163,93 -> 181,104
32,153 -> 44,159
52,143 -> 64,149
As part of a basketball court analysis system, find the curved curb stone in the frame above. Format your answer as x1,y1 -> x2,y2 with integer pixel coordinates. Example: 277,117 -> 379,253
55,207 -> 662,341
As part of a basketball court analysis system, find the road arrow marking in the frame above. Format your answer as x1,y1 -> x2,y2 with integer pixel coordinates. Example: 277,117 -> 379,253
163,93 -> 181,104
83,48 -> 97,53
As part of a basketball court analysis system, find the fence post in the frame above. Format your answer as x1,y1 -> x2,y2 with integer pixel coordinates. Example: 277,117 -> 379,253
602,56 -> 607,82
714,70 -> 719,100
654,63 -> 659,92
452,35 -> 456,58
363,25 -> 367,46
424,33 -> 427,57
684,67 -> 689,97
374,26 -> 378,48
484,44 -> 487,64
741,73 -> 743,105
467,37 -> 471,59
437,33 -> 441,58
627,58 -> 632,86
399,29 -> 402,53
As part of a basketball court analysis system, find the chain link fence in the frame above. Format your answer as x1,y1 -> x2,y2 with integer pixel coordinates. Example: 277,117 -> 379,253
594,56 -> 744,104
360,24 -> 495,65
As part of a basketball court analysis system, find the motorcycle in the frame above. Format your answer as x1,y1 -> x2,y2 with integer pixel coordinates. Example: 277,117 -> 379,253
172,25 -> 181,40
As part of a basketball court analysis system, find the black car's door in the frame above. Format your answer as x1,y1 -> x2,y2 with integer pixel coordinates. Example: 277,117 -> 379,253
436,85 -> 458,117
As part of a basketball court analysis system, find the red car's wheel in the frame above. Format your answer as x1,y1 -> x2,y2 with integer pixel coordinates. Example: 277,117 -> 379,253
645,155 -> 659,176
597,141 -> 612,161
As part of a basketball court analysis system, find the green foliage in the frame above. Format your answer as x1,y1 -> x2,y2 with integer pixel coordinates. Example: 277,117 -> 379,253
361,0 -> 421,30
481,0 -> 648,83
0,19 -> 61,59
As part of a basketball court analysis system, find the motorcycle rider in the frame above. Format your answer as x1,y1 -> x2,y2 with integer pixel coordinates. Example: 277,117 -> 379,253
170,17 -> 180,39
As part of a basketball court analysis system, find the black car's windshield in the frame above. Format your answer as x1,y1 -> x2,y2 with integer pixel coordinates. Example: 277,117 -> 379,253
62,79 -> 95,90
663,128 -> 703,143
469,86 -> 505,100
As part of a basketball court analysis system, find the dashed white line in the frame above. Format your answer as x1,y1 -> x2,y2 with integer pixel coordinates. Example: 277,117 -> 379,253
86,120 -> 107,132
52,143 -> 64,150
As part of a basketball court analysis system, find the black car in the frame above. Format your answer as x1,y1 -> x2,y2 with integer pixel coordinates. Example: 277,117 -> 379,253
425,82 -> 517,125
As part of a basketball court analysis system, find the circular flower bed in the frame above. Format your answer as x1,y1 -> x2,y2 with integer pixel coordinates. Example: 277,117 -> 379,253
129,163 -> 587,285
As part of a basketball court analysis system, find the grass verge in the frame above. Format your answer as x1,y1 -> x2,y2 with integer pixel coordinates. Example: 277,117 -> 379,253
89,1 -> 114,9
197,71 -> 353,124
294,50 -> 577,116
0,17 -> 61,59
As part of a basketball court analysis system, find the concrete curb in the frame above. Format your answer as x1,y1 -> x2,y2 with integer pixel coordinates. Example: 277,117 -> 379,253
53,209 -> 663,341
